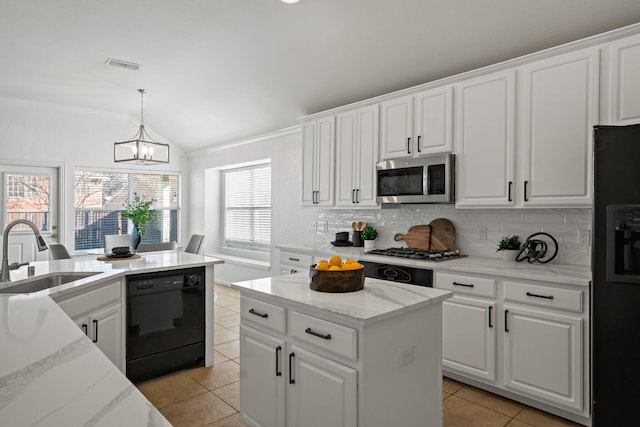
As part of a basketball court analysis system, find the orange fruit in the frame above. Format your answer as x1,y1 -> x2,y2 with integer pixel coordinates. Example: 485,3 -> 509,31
315,262 -> 330,271
329,265 -> 342,271
344,258 -> 356,264
329,255 -> 343,267
342,262 -> 364,270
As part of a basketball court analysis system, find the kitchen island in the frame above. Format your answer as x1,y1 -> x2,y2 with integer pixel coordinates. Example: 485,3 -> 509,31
233,273 -> 452,427
0,250 -> 223,426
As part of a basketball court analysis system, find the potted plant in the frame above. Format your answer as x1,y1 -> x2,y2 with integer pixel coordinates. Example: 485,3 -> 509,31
361,226 -> 378,251
122,192 -> 157,250
497,234 -> 521,261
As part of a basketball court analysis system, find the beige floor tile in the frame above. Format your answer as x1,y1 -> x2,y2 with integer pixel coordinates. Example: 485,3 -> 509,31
214,284 -> 238,295
225,303 -> 241,313
227,324 -> 240,335
137,372 -> 208,409
213,380 -> 240,411
216,294 -> 241,307
213,350 -> 230,364
160,392 -> 237,427
506,420 -> 534,426
443,391 -> 452,399
515,407 -> 582,427
207,412 -> 247,427
214,328 -> 240,344
188,360 -> 241,390
216,314 -> 241,328
215,339 -> 240,359
214,307 -> 237,319
456,386 -> 524,418
443,377 -> 465,394
443,395 -> 511,427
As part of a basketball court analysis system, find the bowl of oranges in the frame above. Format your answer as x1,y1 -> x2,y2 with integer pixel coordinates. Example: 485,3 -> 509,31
309,255 -> 365,293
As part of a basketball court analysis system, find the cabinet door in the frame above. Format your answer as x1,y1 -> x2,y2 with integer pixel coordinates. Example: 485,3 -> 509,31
89,302 -> 123,370
301,122 -> 317,206
414,86 -> 454,155
380,95 -> 413,160
503,305 -> 583,412
521,48 -> 598,206
288,346 -> 357,427
335,110 -> 357,206
240,325 -> 286,427
354,105 -> 379,206
442,296 -> 496,382
456,71 -> 516,207
315,116 -> 335,206
606,33 -> 640,124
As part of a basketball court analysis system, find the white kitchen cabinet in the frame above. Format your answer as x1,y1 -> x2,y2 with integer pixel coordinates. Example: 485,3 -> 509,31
603,33 -> 640,125
288,345 -> 357,427
335,105 -> 379,207
301,117 -> 335,206
279,251 -> 313,275
455,70 -> 517,207
503,304 -> 583,412
442,296 -> 496,383
519,47 -> 599,206
239,325 -> 286,427
53,280 -> 124,371
380,86 -> 454,160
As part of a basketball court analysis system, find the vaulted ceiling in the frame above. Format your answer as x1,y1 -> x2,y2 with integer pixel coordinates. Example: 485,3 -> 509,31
2,1 -> 640,152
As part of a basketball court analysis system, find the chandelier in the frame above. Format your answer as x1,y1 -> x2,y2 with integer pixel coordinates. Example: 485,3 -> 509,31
114,89 -> 169,164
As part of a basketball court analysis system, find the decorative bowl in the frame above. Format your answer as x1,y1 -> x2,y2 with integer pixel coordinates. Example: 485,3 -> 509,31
309,264 -> 365,293
111,246 -> 132,256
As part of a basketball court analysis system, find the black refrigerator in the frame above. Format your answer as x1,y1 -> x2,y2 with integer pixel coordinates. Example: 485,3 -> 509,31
593,124 -> 640,425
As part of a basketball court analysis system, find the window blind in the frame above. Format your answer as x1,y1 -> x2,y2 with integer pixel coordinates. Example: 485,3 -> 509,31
224,164 -> 271,251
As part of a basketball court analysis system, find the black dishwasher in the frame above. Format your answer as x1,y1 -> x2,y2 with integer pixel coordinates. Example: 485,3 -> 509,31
126,266 -> 205,382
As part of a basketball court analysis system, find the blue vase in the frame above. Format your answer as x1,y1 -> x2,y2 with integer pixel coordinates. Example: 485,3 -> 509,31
131,225 -> 142,251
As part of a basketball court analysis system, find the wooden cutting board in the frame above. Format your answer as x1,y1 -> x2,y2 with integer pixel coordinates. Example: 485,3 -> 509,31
429,218 -> 457,251
394,225 -> 431,250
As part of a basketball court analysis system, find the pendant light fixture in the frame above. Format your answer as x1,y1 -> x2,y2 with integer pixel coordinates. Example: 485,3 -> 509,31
114,89 -> 169,164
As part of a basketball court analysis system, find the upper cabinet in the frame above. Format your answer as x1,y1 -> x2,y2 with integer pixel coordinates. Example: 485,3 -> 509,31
603,33 -> 640,125
520,47 -> 599,207
380,86 -> 454,160
455,71 -> 517,208
301,117 -> 335,206
335,105 -> 379,207
456,48 -> 599,208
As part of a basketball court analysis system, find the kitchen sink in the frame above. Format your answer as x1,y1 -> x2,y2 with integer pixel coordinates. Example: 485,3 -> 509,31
0,272 -> 101,294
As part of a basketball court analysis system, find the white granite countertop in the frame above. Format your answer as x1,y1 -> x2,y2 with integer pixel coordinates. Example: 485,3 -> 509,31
232,272 -> 452,325
276,243 -> 591,287
0,251 -> 225,296
0,294 -> 171,426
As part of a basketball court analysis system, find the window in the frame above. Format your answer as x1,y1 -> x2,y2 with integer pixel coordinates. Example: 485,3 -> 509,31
223,163 -> 271,254
4,174 -> 50,231
74,171 -> 179,250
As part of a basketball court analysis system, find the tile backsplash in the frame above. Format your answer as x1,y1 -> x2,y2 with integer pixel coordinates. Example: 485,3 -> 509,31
315,206 -> 592,267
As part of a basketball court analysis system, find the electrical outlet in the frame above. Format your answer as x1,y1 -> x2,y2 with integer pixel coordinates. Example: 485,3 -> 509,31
317,220 -> 328,231
479,226 -> 487,240
309,221 -> 317,231
578,229 -> 591,246
398,345 -> 415,368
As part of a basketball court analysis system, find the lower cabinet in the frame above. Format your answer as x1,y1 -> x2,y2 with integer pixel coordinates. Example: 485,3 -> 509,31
442,296 -> 496,382
279,251 -> 313,275
53,280 -> 124,371
436,271 -> 589,421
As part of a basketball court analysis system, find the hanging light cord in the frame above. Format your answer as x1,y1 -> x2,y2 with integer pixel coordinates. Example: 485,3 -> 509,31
138,88 -> 146,125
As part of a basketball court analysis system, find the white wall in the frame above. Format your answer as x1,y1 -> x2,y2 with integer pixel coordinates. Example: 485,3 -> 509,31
188,128 -> 318,284
0,96 -> 190,249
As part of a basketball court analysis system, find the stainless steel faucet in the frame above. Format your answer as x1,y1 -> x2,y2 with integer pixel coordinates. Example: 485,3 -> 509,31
1,219 -> 49,282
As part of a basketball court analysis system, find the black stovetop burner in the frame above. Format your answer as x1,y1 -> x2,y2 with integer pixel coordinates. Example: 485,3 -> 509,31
366,247 -> 467,262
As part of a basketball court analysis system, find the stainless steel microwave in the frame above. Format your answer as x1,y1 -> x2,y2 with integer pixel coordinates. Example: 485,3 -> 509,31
376,154 -> 455,204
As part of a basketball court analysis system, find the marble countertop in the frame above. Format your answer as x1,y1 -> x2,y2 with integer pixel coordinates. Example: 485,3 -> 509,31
0,250 -> 225,296
232,272 -> 452,325
276,243 -> 591,287
0,294 -> 171,426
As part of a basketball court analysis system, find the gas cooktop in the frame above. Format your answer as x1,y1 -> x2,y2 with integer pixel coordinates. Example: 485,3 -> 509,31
365,247 -> 467,262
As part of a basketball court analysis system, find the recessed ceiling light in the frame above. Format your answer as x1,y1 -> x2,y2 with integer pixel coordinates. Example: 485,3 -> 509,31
281,0 -> 299,3
105,58 -> 142,71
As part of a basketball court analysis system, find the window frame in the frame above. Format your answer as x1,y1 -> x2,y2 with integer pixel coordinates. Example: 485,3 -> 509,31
73,168 -> 181,252
220,160 -> 271,262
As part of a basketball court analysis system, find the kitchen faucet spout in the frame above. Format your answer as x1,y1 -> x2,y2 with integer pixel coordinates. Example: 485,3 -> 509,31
1,219 -> 49,282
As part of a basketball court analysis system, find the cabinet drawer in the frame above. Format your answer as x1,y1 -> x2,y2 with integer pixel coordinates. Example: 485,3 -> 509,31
55,281 -> 121,318
241,296 -> 286,334
504,282 -> 583,313
436,272 -> 496,298
291,311 -> 357,361
280,251 -> 313,268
